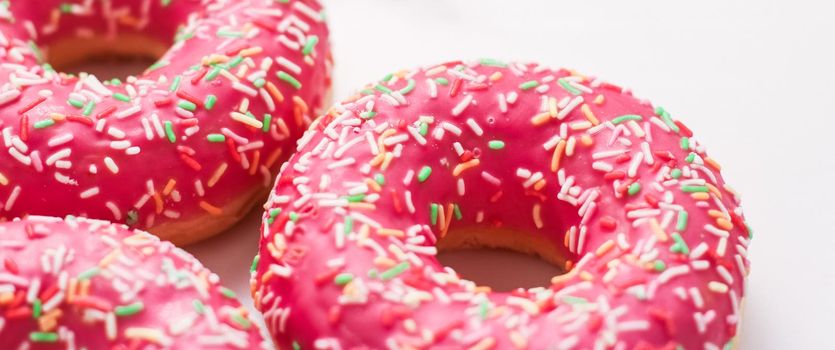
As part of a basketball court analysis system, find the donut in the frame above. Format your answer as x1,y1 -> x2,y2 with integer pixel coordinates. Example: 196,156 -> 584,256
0,0 -> 332,244
0,216 -> 266,348
251,60 -> 753,349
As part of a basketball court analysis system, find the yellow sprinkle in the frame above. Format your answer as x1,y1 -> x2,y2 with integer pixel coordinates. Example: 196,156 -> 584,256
489,72 -> 503,81
452,159 -> 480,177
125,327 -> 172,346
691,192 -> 710,201
98,249 -> 121,268
530,112 -> 551,126
208,163 -> 228,188
593,94 -> 605,105
239,46 -> 263,57
649,218 -> 669,242
548,97 -> 558,117
0,172 -> 8,186
550,140 -> 566,172
230,112 -> 264,129
595,239 -> 615,256
377,228 -> 405,237
580,104 -> 600,125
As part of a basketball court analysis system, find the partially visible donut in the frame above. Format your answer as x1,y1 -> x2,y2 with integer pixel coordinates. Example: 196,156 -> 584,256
0,0 -> 332,244
0,216 -> 266,349
252,60 -> 753,349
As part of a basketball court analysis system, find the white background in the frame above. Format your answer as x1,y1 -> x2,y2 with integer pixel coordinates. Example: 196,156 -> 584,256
187,1 -> 835,349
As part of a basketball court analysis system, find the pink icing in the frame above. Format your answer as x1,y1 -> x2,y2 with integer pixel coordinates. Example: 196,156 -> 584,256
0,216 -> 266,348
0,0 -> 331,233
253,60 -> 752,349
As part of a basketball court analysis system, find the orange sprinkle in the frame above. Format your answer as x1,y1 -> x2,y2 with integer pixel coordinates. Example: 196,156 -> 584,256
369,153 -> 386,167
580,134 -> 594,146
533,203 -> 544,228
550,140 -> 566,172
708,209 -> 725,219
239,46 -> 263,57
153,193 -> 164,214
579,271 -> 595,281
265,147 -> 283,168
249,150 -> 261,175
691,192 -> 710,201
441,204 -> 454,236
531,112 -> 551,126
452,159 -> 480,176
265,81 -> 285,103
380,152 -> 394,170
199,201 -> 223,216
97,249 -> 121,268
377,228 -> 405,237
366,178 -> 382,192
489,72 -> 503,81
716,218 -> 734,231
533,179 -> 547,191
704,157 -> 722,171
162,179 -> 177,196
548,97 -> 559,117
347,202 -> 375,211
293,96 -> 308,127
593,94 -> 605,105
706,183 -> 723,199
580,104 -> 600,125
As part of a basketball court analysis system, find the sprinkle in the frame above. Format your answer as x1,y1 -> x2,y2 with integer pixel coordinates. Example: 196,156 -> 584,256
488,140 -> 505,150
334,273 -> 354,285
204,95 -> 218,110
380,262 -> 410,280
519,80 -> 539,90
29,332 -> 58,342
612,114 -> 643,124
164,121 -> 176,143
302,35 -> 320,55
114,302 -> 144,316
207,134 -> 226,142
417,166 -> 432,182
277,71 -> 302,89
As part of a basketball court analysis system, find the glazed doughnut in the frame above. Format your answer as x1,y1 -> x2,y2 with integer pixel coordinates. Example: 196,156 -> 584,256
0,0 -> 332,244
0,216 -> 266,348
252,60 -> 753,349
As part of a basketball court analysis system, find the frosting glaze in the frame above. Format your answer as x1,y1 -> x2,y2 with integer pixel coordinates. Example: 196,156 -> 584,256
252,60 -> 753,349
0,0 -> 332,243
0,216 -> 267,349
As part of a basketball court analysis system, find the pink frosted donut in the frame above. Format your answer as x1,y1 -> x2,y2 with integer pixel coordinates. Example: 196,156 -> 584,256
0,216 -> 266,349
0,0 -> 332,244
252,60 -> 753,349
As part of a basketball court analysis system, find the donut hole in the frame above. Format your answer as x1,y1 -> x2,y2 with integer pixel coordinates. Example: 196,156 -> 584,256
42,34 -> 170,80
435,227 -> 570,292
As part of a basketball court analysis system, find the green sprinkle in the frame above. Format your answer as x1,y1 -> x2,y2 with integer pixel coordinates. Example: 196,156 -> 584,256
302,35 -> 319,55
77,267 -> 100,280
453,204 -> 462,220
670,232 -> 690,254
147,60 -> 169,72
217,29 -> 244,38
345,194 -> 365,203
193,299 -> 206,314
168,76 -> 181,92
334,273 -> 354,285
114,302 -> 144,316
399,79 -> 416,95
109,78 -> 121,86
33,119 -> 55,129
488,140 -> 505,150
277,71 -> 302,89
519,80 -> 539,90
293,341 -> 301,350
161,0 -> 173,6
670,168 -> 682,179
289,212 -> 299,222
344,216 -> 354,234
231,313 -> 252,329
380,262 -> 410,280
220,287 -> 237,299
479,58 -> 507,67
262,114 -> 272,132
374,173 -> 385,185
228,56 -> 245,69
417,166 -> 432,182
178,100 -> 197,112
676,210 -> 689,231
68,99 -> 84,109
628,182 -> 642,196
253,78 -> 266,88
250,254 -> 260,273
681,185 -> 709,193
655,106 -> 681,133
374,84 -> 393,94
611,114 -> 643,124
680,137 -> 690,150
380,73 -> 394,83
28,41 -> 43,63
653,260 -> 666,271
204,95 -> 218,110
126,210 -> 139,225
430,203 -> 439,225
205,66 -> 222,81
29,332 -> 58,343
113,93 -> 131,102
32,298 -> 42,318
207,134 -> 226,142
479,300 -> 489,320
164,121 -> 176,143
267,208 -> 281,225
435,77 -> 449,85
418,122 -> 428,136
558,78 -> 581,95
82,101 -> 96,116
685,153 -> 696,163
360,111 -> 377,119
